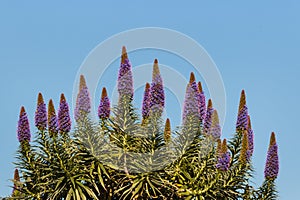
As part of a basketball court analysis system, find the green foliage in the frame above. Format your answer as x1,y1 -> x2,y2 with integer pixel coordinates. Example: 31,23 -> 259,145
11,81 -> 278,199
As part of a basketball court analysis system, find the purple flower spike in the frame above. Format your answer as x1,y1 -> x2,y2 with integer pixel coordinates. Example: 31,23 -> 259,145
75,75 -> 91,121
48,99 -> 58,135
247,115 -> 254,156
98,87 -> 110,119
208,110 -> 221,139
198,82 -> 206,123
236,104 -> 248,132
58,94 -> 71,133
264,132 -> 279,179
17,106 -> 31,143
182,73 -> 200,123
35,93 -> 47,131
117,46 -> 134,99
216,139 -> 231,171
142,83 -> 151,119
149,59 -> 165,114
203,99 -> 214,134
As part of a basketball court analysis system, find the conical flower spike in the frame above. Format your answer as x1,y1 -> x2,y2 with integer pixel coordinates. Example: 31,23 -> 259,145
247,115 -> 254,156
238,90 -> 246,112
117,46 -> 134,99
182,72 -> 200,123
58,94 -> 71,134
98,87 -> 110,120
216,139 -> 231,171
35,93 -> 47,131
198,81 -> 206,122
12,169 -> 20,196
48,99 -> 58,136
17,106 -> 31,143
208,110 -> 221,139
149,59 -> 165,114
264,132 -> 279,179
142,83 -> 151,120
216,139 -> 222,155
75,75 -> 91,121
164,118 -> 171,143
222,139 -> 228,153
203,99 -> 214,134
239,131 -> 250,165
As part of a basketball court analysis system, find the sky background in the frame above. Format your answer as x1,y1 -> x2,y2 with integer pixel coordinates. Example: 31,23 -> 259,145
0,1 -> 299,198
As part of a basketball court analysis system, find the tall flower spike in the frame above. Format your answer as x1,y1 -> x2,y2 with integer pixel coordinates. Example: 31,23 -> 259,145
149,59 -> 165,114
208,110 -> 221,139
12,169 -> 20,196
35,93 -> 47,131
247,115 -> 254,156
142,83 -> 151,120
117,46 -> 134,99
216,139 -> 222,155
198,81 -> 206,123
17,106 -> 31,143
98,87 -> 110,120
239,131 -> 250,165
236,104 -> 248,132
203,99 -> 214,134
58,94 -> 71,134
264,132 -> 279,179
182,72 -> 200,123
48,99 -> 58,135
164,118 -> 171,143
216,139 -> 231,171
236,90 -> 248,131
238,90 -> 246,112
75,75 -> 91,121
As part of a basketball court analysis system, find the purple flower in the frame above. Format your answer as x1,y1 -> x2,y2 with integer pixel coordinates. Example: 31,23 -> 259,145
149,59 -> 165,114
142,83 -> 151,119
182,72 -> 200,123
247,115 -> 254,156
208,110 -> 221,139
117,46 -> 134,99
264,132 -> 279,179
98,87 -> 110,119
58,94 -> 71,133
236,105 -> 248,132
75,75 -> 91,121
35,93 -> 47,131
216,139 -> 231,171
48,99 -> 58,135
203,99 -> 214,134
198,82 -> 206,123
17,107 -> 31,143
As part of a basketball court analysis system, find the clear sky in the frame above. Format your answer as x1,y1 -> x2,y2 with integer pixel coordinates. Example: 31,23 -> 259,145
0,1 -> 299,198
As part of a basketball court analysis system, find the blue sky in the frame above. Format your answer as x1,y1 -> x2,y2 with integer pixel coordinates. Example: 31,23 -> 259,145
0,1 -> 299,198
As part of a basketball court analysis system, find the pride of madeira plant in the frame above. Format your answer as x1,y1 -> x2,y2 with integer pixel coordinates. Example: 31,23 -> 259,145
10,46 -> 279,199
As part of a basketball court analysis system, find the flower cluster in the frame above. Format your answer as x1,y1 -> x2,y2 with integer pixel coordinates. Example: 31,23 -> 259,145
17,107 -> 31,143
142,83 -> 151,120
182,72 -> 201,123
74,75 -> 91,121
98,87 -> 110,119
216,139 -> 231,171
58,94 -> 71,133
35,93 -> 47,131
264,132 -> 279,179
117,46 -> 134,99
149,59 -> 165,114
48,99 -> 58,135
198,81 -> 206,123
